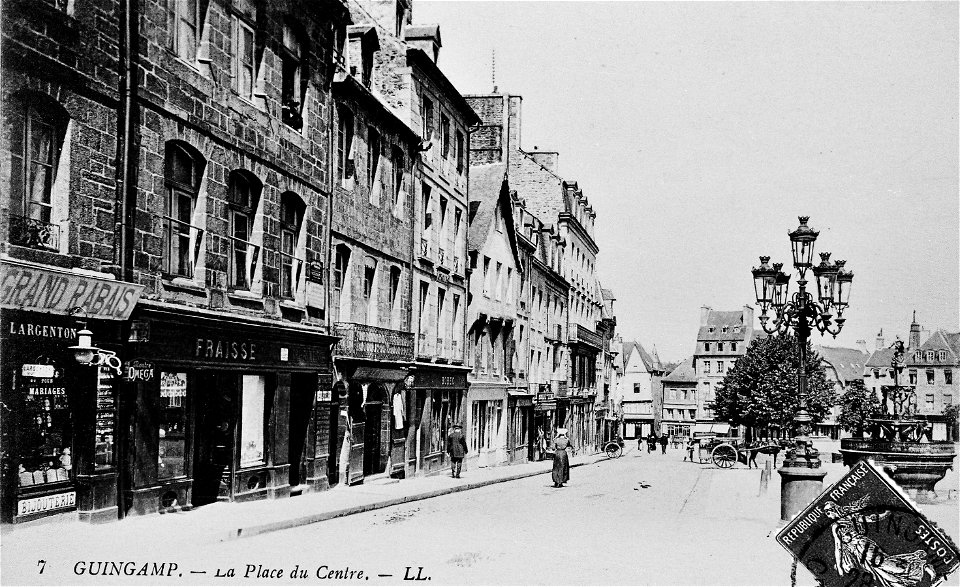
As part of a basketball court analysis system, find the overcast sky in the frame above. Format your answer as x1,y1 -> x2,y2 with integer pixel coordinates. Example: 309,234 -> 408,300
418,1 -> 959,363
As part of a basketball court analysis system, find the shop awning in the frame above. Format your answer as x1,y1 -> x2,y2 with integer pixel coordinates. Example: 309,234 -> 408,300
0,259 -> 143,320
352,366 -> 408,381
692,422 -> 731,435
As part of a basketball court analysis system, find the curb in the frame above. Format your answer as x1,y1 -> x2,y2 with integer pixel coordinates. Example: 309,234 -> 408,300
222,457 -> 604,542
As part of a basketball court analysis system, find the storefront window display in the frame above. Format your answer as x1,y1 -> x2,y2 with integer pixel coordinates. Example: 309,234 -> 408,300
18,362 -> 72,487
428,391 -> 461,454
158,372 -> 188,479
239,375 -> 265,467
471,400 -> 502,451
513,407 -> 527,449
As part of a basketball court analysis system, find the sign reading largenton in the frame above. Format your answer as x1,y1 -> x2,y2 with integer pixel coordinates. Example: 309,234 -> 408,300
0,260 -> 143,320
777,460 -> 959,587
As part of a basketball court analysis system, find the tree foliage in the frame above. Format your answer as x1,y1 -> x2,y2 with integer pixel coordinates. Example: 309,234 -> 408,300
838,379 -> 881,437
712,333 -> 835,432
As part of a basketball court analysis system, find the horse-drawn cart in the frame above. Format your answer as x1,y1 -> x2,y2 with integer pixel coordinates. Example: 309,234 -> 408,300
691,423 -> 781,468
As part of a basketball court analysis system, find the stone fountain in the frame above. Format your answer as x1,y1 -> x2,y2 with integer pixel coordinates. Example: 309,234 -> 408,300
840,340 -> 957,501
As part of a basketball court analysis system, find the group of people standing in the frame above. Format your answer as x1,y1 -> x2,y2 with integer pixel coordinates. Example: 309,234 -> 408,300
640,432 -> 670,454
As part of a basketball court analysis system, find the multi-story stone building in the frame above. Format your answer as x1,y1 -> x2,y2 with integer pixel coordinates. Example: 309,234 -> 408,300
465,164 -> 522,468
350,0 -> 479,478
864,314 -> 959,440
660,358 -> 698,440
466,92 -> 604,454
2,0 -> 352,523
520,207 -> 570,460
693,306 -> 757,423
597,288 -> 619,445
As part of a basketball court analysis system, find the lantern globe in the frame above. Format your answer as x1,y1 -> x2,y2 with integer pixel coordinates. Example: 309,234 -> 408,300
788,216 -> 819,269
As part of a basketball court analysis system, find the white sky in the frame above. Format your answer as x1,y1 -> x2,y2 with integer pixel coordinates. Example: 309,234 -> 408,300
417,1 -> 960,363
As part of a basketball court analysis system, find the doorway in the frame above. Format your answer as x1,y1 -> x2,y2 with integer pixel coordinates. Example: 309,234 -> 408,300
362,383 -> 389,476
288,373 -> 315,489
192,372 -> 237,507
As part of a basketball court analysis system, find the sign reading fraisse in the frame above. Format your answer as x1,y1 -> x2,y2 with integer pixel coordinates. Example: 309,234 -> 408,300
776,460 -> 959,587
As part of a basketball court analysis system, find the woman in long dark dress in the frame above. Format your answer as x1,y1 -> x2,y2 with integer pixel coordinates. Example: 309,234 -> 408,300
552,429 -> 572,487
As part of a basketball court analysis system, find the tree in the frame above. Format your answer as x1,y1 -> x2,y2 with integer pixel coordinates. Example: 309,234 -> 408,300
838,379 -> 881,437
713,333 -> 835,437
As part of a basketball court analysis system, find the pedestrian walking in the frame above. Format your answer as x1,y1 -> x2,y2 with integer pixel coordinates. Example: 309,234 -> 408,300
659,434 -> 668,454
747,440 -> 760,469
552,428 -> 572,488
646,432 -> 657,453
446,423 -> 467,478
684,437 -> 696,462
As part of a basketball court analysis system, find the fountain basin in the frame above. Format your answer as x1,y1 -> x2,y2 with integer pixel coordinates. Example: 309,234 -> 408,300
839,438 -> 956,500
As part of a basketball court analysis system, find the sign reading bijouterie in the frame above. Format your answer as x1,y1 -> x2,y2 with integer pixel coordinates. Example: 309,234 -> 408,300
17,491 -> 76,516
776,460 -> 959,587
0,260 -> 143,321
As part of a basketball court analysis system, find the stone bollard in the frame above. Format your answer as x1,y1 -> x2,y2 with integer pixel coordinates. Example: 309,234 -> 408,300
759,459 -> 771,496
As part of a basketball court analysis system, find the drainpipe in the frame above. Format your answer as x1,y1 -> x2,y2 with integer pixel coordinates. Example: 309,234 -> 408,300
115,0 -> 138,284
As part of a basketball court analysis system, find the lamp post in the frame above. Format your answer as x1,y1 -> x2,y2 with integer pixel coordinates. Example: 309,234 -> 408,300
751,216 -> 854,520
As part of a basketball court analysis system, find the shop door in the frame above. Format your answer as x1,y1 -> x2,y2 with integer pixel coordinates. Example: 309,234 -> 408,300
327,398 -> 339,486
288,373 -> 315,489
192,373 -> 237,507
363,401 -> 383,475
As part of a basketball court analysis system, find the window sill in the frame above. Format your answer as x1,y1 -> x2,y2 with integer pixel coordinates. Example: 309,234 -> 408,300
162,277 -> 205,294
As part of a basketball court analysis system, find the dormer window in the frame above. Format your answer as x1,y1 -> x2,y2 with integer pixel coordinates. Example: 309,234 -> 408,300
708,327 -> 715,333
926,350 -> 934,362
733,326 -> 741,333
722,326 -> 728,334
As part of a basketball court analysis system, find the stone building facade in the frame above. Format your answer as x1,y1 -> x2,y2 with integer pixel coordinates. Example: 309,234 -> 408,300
693,306 -> 756,423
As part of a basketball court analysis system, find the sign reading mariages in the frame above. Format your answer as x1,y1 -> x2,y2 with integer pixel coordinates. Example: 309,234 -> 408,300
0,260 -> 143,321
776,459 -> 959,587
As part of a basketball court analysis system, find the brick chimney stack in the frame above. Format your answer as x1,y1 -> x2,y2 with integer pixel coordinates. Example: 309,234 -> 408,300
909,311 -> 921,350
700,306 -> 713,326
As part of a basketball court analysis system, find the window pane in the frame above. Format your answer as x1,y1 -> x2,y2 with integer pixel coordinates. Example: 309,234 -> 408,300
158,372 -> 188,479
239,375 -> 265,467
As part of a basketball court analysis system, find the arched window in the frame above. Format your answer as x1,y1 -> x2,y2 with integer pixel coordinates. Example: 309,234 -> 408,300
279,192 -> 305,298
6,93 -> 68,250
227,170 -> 262,289
164,141 -> 205,277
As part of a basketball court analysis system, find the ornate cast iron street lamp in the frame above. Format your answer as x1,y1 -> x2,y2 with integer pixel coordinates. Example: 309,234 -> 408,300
751,216 -> 854,520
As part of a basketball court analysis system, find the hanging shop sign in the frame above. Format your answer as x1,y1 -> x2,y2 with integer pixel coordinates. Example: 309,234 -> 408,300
0,260 -> 143,321
123,360 -> 155,383
776,459 -> 959,587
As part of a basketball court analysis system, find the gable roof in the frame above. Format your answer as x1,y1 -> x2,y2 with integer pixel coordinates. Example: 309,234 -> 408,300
663,357 -> 697,384
623,341 -> 662,373
815,345 -> 869,384
866,347 -> 896,369
467,163 -> 521,267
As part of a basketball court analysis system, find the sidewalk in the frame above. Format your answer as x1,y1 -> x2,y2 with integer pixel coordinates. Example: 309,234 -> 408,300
3,451 -> 607,549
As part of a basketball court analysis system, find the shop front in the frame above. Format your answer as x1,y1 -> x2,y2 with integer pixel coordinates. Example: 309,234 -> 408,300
0,259 -> 143,523
506,391 -> 533,463
120,304 -> 336,517
408,366 -> 468,477
533,384 -> 556,461
464,384 -> 508,468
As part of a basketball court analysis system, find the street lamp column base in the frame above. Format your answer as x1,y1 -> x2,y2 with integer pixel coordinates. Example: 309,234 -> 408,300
777,465 -> 827,522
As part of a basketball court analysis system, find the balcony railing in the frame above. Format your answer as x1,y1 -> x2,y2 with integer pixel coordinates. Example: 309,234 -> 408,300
569,324 -> 602,350
334,322 -> 414,361
9,214 -> 60,251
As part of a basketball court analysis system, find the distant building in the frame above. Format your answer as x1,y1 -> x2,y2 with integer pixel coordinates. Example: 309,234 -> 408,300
693,306 -> 757,423
660,357 -> 698,440
617,341 -> 664,438
814,345 -> 869,439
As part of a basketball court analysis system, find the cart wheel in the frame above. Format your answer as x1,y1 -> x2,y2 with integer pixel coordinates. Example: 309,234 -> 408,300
712,444 -> 737,468
606,444 -> 622,459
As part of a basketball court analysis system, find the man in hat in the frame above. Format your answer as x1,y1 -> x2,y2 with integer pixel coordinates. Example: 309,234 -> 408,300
446,423 -> 468,478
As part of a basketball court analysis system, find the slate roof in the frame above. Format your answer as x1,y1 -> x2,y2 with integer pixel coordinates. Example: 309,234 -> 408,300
467,163 -> 506,251
815,346 -> 869,384
697,310 -> 750,341
623,341 -> 662,373
866,347 -> 896,369
663,357 -> 697,384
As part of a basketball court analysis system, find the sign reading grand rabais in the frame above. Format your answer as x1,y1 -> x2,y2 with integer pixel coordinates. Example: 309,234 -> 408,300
777,460 -> 958,587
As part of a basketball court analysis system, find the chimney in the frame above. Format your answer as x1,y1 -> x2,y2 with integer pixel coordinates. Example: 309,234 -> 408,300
404,24 -> 441,63
700,306 -> 713,326
347,26 -> 379,87
856,339 -> 868,355
506,95 -> 522,156
876,328 -> 885,350
909,311 -> 921,350
528,151 -> 559,173
742,305 -> 754,332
